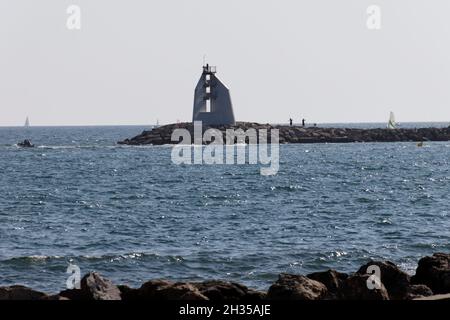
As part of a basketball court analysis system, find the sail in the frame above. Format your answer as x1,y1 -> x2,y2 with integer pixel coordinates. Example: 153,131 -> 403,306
25,117 -> 30,127
387,112 -> 396,129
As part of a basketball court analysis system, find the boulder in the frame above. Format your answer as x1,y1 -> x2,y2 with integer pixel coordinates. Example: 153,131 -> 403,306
59,272 -> 122,300
357,260 -> 410,300
122,280 -> 208,300
404,285 -> 434,300
0,285 -> 48,300
58,288 -> 87,300
82,272 -> 122,300
267,274 -> 327,300
156,283 -> 208,300
138,279 -> 174,299
307,269 -> 348,299
193,280 -> 266,301
245,289 -> 267,301
412,253 -> 450,294
339,274 -> 389,300
117,284 -> 140,300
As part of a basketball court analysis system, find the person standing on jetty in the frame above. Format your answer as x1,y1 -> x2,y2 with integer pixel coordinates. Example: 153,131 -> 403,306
289,118 -> 293,126
302,118 -> 306,127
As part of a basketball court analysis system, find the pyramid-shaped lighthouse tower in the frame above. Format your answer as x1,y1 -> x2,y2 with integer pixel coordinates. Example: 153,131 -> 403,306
192,64 -> 236,126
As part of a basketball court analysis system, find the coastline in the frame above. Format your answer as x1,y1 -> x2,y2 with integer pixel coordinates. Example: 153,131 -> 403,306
2,253 -> 449,301
118,122 -> 450,145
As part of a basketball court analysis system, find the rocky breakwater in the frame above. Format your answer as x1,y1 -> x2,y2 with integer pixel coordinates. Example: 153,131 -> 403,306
118,122 -> 450,145
2,253 -> 450,300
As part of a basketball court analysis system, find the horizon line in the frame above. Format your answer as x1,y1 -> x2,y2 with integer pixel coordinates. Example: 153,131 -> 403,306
1,120 -> 450,128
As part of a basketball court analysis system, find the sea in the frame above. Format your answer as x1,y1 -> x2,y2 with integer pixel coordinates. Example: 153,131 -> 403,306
0,122 -> 449,293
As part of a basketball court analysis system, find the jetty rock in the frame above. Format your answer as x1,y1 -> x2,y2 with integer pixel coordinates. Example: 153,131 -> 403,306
412,253 -> 450,294
356,260 -> 411,300
118,279 -> 266,301
307,269 -> 348,299
267,274 -> 328,300
338,274 -> 390,300
2,253 -> 450,300
59,272 -> 122,300
0,285 -> 49,300
118,122 -> 450,145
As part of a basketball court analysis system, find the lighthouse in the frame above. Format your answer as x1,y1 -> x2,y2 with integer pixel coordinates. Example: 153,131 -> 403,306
192,64 -> 236,126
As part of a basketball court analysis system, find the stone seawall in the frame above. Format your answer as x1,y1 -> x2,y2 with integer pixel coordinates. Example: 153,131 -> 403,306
2,253 -> 450,300
118,122 -> 450,145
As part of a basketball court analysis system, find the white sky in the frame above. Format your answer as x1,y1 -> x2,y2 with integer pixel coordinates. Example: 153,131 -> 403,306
1,0 -> 450,126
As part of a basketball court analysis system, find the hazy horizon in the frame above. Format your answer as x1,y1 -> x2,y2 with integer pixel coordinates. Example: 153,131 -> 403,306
2,120 -> 450,128
2,0 -> 450,126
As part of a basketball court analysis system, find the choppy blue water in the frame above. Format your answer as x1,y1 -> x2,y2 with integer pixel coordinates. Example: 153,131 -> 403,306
0,124 -> 449,293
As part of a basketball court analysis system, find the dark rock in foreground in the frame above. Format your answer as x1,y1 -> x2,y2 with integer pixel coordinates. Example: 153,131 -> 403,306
2,253 -> 450,301
192,280 -> 266,301
307,269 -> 348,299
267,274 -> 327,300
357,260 -> 411,300
125,280 -> 208,300
119,279 -> 266,301
59,272 -> 122,300
118,122 -> 450,145
412,253 -> 450,294
0,285 -> 48,300
404,285 -> 434,300
339,274 -> 390,300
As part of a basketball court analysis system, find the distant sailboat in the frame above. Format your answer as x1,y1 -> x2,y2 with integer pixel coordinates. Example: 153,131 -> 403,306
24,117 -> 30,127
387,112 -> 396,129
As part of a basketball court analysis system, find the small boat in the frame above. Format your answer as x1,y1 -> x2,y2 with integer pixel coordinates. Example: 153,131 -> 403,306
17,139 -> 34,148
25,117 -> 30,127
387,112 -> 397,129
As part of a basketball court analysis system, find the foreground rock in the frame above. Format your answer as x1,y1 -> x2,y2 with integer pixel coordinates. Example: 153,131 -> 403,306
339,274 -> 390,300
404,285 -> 434,300
0,286 -> 48,300
307,269 -> 348,299
120,280 -> 208,300
267,274 -> 327,300
412,253 -> 450,294
118,122 -> 450,145
119,279 -> 266,301
357,261 -> 411,300
192,280 -> 266,301
3,253 -> 450,300
59,272 -> 122,300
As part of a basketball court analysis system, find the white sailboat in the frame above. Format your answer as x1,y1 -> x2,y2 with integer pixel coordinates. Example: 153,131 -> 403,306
387,112 -> 396,129
24,116 -> 30,127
